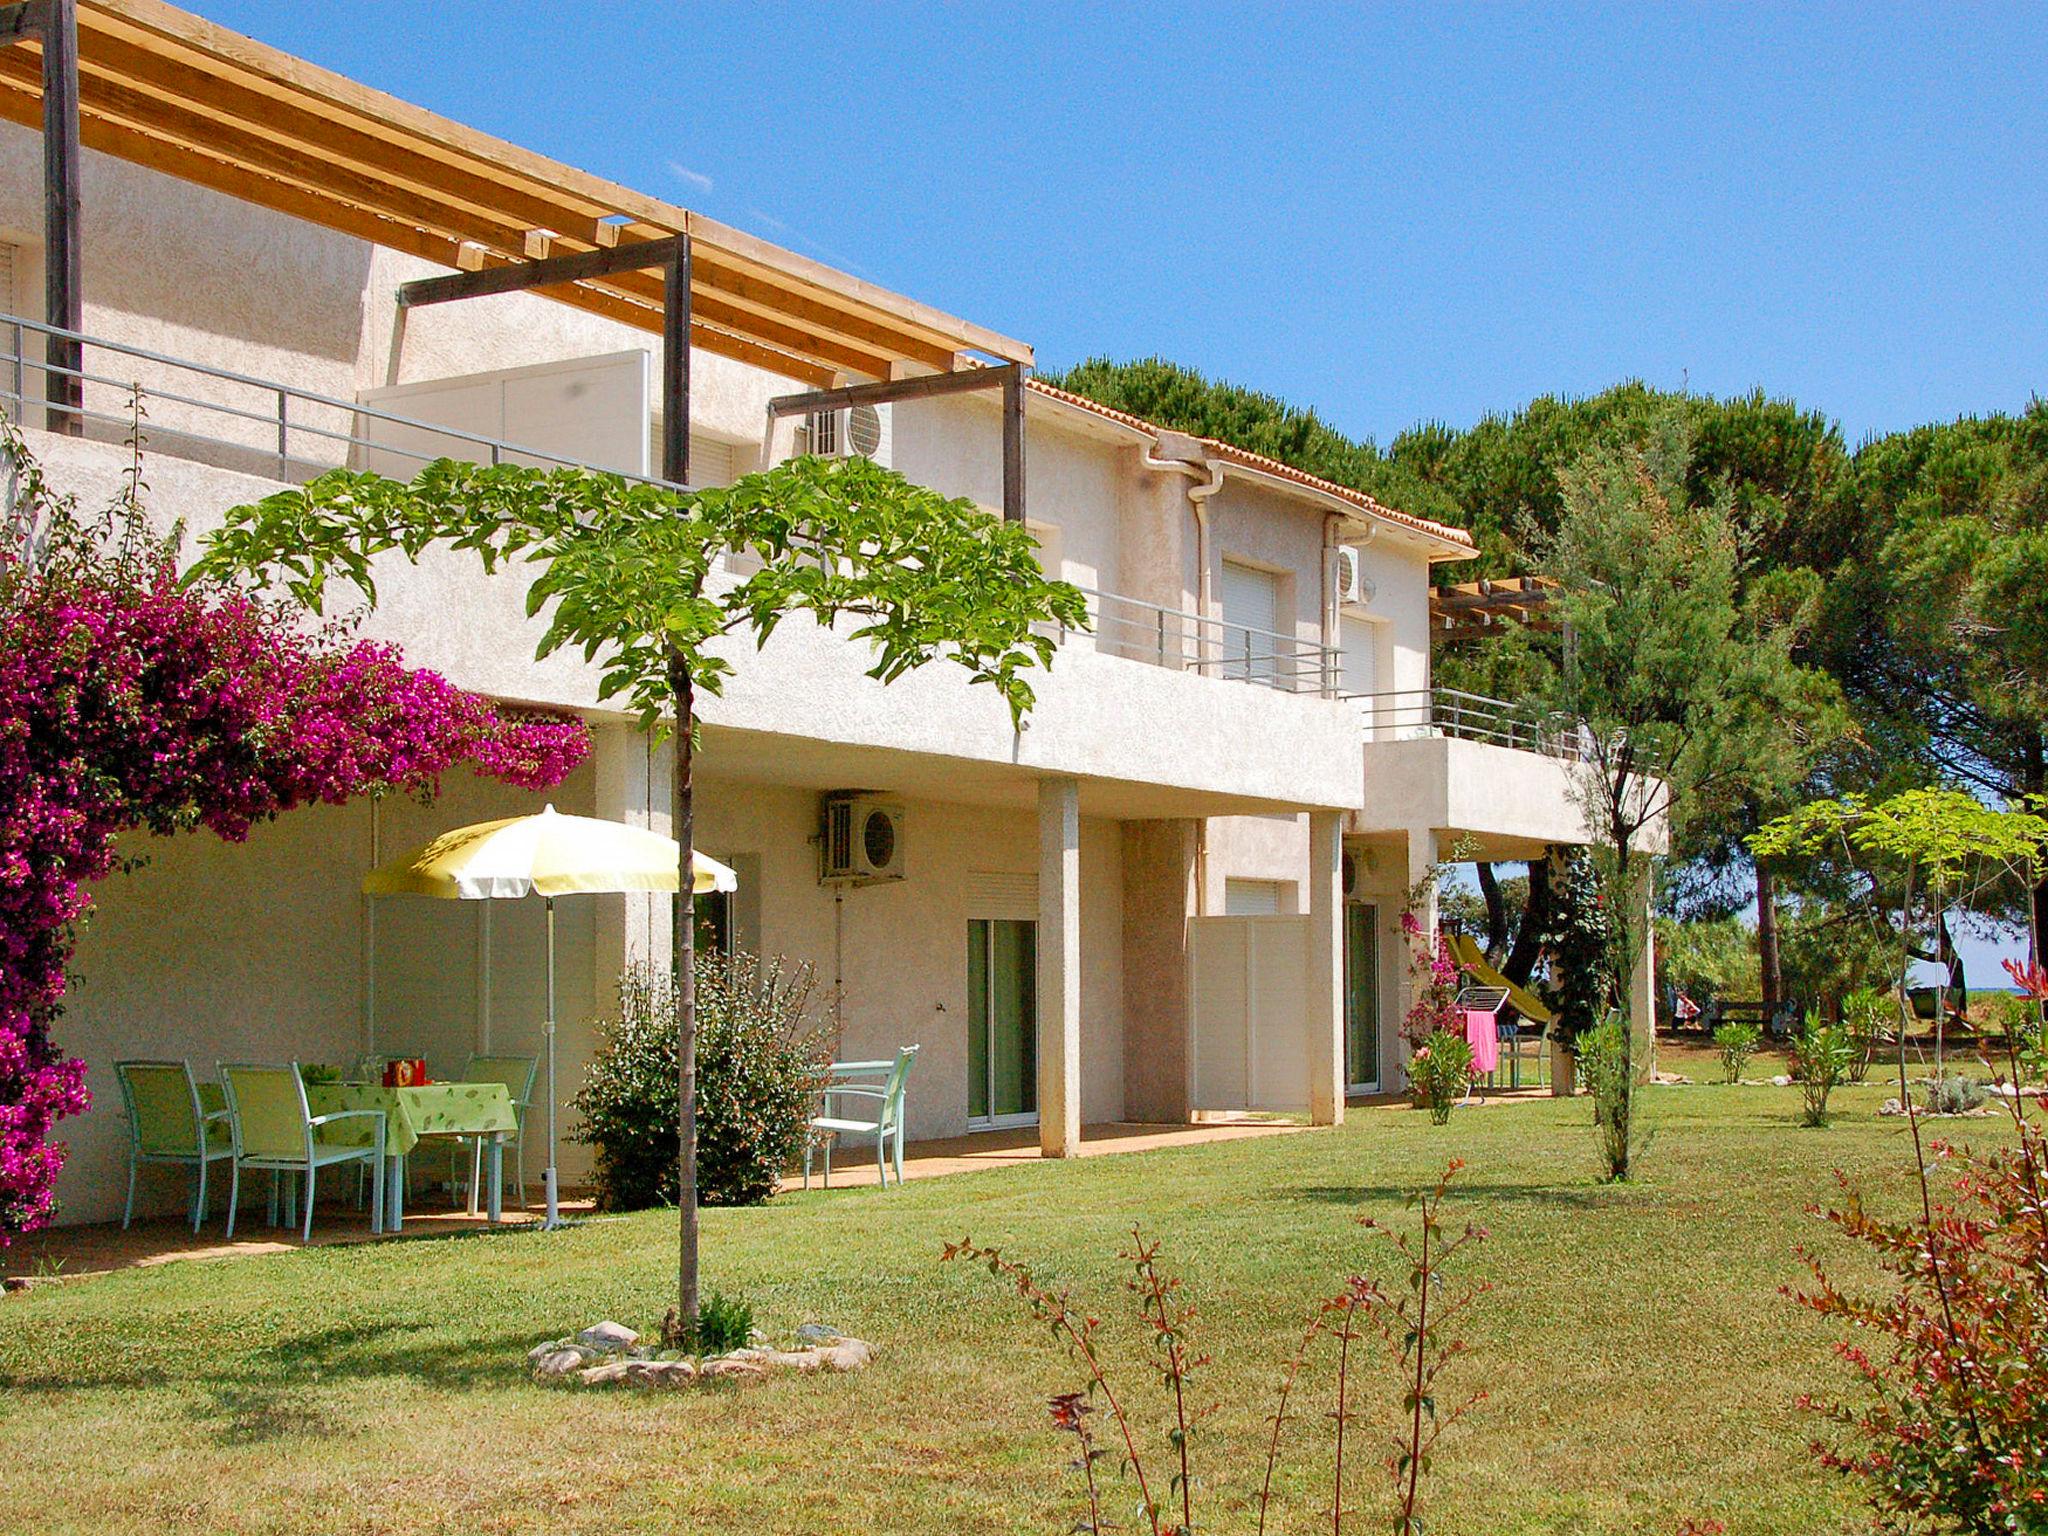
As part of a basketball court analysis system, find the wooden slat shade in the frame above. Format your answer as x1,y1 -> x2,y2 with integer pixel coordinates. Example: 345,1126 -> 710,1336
1430,575 -> 1559,638
0,0 -> 1033,387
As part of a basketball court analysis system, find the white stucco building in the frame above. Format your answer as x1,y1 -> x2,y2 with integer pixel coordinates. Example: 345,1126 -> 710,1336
4,2 -> 1651,1226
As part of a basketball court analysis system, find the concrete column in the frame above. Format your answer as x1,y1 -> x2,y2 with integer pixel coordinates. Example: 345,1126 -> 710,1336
1307,811 -> 1345,1126
1628,860 -> 1658,1082
1121,819 -> 1198,1122
1038,776 -> 1082,1157
590,723 -> 673,1002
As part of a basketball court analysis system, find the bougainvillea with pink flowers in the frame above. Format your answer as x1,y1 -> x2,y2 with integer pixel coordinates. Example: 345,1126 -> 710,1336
0,425 -> 586,1237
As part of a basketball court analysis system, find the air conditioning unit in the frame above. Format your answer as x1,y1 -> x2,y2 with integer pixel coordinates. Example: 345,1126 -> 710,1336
1342,847 -> 1371,901
804,403 -> 890,465
819,792 -> 906,884
1332,545 -> 1375,607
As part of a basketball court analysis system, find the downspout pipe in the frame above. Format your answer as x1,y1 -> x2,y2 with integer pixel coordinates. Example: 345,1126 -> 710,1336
1141,433 -> 1224,660
1140,436 -> 1224,914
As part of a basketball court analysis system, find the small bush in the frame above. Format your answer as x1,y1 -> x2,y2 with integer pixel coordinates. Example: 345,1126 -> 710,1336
1919,1073 -> 1987,1116
1713,1020 -> 1761,1083
1409,1028 -> 1474,1125
1839,987 -> 1889,1083
571,953 -> 832,1210
663,1288 -> 755,1355
1792,1016 -> 1853,1128
1578,1013 -> 1646,1180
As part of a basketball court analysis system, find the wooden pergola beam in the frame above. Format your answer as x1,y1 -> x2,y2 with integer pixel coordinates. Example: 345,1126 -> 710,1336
0,0 -> 1032,394
397,235 -> 686,309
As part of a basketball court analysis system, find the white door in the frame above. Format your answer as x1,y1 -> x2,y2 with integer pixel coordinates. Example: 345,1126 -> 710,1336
1219,560 -> 1282,684
1189,914 -> 1311,1113
1341,614 -> 1382,736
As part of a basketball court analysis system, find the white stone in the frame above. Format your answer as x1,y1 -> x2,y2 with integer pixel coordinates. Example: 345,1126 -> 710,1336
698,1355 -> 767,1380
625,1359 -> 697,1388
576,1360 -> 636,1385
815,1338 -> 875,1372
533,1349 -> 587,1378
576,1321 -> 640,1352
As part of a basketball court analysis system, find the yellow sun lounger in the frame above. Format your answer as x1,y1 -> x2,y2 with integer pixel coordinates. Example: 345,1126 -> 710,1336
1446,932 -> 1555,1028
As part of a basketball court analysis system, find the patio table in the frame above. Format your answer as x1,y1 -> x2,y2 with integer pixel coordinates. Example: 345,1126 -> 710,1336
305,1082 -> 518,1232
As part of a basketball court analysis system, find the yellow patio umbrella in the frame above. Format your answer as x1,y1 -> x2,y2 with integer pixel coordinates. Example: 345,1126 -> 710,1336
362,804 -> 737,1227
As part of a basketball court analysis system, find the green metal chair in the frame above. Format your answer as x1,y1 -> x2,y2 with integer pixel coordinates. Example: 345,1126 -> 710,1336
113,1059 -> 234,1232
804,1045 -> 919,1189
218,1062 -> 386,1243
452,1053 -> 537,1210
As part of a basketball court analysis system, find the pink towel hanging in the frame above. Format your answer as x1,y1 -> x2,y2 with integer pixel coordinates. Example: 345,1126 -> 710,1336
1463,1007 -> 1499,1075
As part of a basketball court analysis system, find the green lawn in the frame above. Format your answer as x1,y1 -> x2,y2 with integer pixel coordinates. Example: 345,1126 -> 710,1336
0,1076 -> 1939,1535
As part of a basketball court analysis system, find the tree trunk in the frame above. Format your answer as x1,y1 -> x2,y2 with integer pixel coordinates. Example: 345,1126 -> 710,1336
1755,857 -> 1781,1012
1502,855 -> 1551,989
1937,908 -> 1967,1020
671,656 -> 699,1330
1476,860 -> 1510,962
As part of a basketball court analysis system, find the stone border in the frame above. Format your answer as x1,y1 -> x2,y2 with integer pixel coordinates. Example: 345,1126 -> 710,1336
529,1320 -> 874,1389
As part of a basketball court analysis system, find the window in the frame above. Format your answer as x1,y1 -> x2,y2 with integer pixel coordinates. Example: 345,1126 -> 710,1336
1219,559 -> 1282,684
1224,878 -> 1286,916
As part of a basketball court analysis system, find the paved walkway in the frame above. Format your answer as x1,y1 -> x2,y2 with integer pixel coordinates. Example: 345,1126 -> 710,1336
783,1115 -> 1308,1192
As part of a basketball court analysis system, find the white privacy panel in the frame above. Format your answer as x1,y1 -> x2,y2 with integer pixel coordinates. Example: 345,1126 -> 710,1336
359,349 -> 651,478
1189,914 -> 1311,1114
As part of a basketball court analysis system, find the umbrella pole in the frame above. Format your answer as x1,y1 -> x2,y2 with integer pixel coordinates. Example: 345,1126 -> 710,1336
543,895 -> 559,1230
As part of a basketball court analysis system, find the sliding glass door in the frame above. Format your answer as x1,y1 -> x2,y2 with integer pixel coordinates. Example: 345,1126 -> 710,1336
968,918 -> 1038,1127
1345,903 -> 1380,1092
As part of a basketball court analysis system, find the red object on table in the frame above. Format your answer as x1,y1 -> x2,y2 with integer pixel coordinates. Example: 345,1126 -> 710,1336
382,1058 -> 429,1088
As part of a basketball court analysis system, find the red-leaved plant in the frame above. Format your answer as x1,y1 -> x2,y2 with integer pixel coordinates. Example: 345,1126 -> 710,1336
942,1160 -> 1489,1535
1790,988 -> 2048,1532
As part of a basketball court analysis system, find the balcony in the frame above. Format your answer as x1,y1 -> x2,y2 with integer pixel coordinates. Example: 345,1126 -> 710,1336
1344,686 -> 1589,758
2,314 -> 1367,814
0,313 -> 676,489
1050,587 -> 1338,697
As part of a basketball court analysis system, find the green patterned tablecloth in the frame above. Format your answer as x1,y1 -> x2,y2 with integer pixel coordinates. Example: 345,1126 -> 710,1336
305,1082 -> 516,1158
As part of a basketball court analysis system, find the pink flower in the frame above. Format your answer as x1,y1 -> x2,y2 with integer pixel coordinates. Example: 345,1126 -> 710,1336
0,500 -> 589,1239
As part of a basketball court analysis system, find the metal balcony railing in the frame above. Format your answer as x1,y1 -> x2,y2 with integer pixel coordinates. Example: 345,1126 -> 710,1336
1049,586 -> 1339,696
0,312 -> 692,490
2,314 -> 1348,702
1345,685 -> 1593,761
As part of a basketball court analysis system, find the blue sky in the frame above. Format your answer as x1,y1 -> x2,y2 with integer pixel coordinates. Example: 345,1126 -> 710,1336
204,3 -> 2039,986
204,2 -> 2045,450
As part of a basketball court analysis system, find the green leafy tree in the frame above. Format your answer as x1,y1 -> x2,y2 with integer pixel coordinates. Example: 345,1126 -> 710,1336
1752,788 -> 2048,1082
1534,417 -> 1833,1179
1818,403 -> 2048,953
192,452 -> 1087,1327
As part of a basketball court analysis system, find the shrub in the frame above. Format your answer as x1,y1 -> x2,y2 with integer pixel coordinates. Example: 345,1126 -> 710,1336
1409,1028 -> 1474,1125
943,1160 -> 1488,1536
662,1287 -> 755,1355
1839,986 -> 1889,1083
1920,1073 -> 1987,1117
1578,1013 -> 1645,1180
572,953 -> 832,1210
1792,1016 -> 1853,1128
1793,1099 -> 2048,1531
1713,1020 -> 1761,1083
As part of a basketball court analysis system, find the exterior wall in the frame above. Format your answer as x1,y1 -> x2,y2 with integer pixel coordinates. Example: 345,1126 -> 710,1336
680,777 -> 1127,1141
56,763 -> 597,1228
